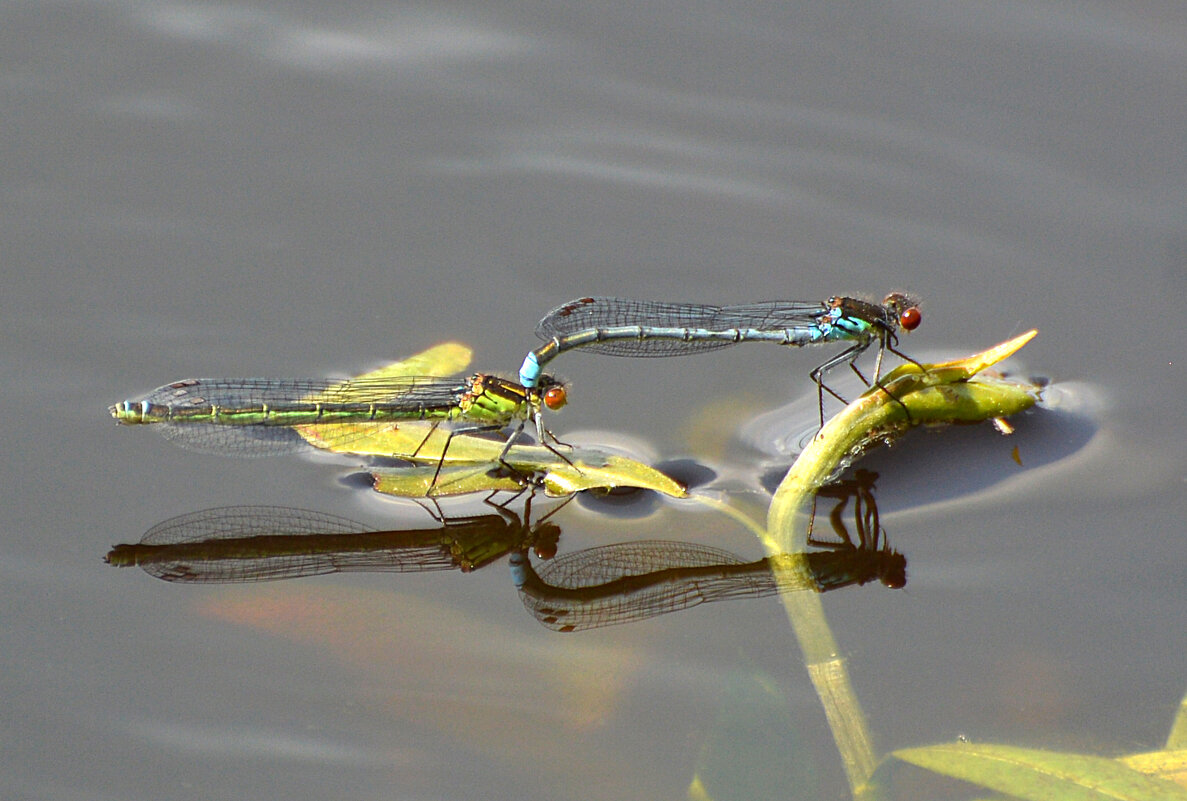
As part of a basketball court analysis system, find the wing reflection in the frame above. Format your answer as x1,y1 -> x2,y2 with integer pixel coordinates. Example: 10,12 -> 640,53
512,470 -> 904,632
105,500 -> 562,582
510,538 -> 903,633
106,471 -> 903,631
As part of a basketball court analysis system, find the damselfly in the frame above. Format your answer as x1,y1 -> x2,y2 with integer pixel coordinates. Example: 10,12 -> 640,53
109,372 -> 569,480
106,499 -> 567,582
512,466 -> 903,631
511,538 -> 904,632
518,293 -> 921,423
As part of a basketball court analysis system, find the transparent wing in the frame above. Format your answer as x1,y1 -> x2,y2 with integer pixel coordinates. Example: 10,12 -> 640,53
535,297 -> 827,356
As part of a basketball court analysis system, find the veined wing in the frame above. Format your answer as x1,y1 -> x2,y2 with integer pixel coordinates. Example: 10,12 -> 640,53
534,297 -> 828,356
109,343 -> 478,456
118,374 -> 470,413
112,375 -> 474,456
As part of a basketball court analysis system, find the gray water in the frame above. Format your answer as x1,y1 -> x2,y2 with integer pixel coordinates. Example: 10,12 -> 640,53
4,2 -> 1186,799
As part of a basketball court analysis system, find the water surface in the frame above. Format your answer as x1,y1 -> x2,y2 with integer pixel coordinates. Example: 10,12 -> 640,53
4,2 -> 1186,799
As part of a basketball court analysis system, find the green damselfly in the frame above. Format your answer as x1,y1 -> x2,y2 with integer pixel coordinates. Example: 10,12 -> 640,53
110,371 -> 569,479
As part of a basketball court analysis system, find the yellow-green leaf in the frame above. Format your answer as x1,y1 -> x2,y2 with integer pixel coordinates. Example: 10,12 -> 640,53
352,342 -> 474,383
537,449 -> 687,497
295,342 -> 472,405
289,342 -> 486,459
293,420 -> 493,462
893,742 -> 1187,800
369,437 -> 687,498
371,463 -> 530,497
361,342 -> 472,380
289,343 -> 474,452
1119,748 -> 1187,787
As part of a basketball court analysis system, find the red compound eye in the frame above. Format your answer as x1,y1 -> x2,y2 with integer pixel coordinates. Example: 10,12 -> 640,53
899,306 -> 922,331
543,385 -> 567,410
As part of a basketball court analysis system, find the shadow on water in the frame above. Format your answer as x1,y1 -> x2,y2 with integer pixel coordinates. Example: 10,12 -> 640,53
750,377 -> 1102,510
106,471 -> 905,632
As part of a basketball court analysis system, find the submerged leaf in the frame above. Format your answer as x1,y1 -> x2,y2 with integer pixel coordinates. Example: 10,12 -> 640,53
369,437 -> 687,498
893,742 -> 1187,800
688,670 -> 822,801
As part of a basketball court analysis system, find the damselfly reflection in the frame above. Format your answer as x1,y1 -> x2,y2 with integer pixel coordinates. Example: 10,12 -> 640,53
106,497 -> 567,583
808,468 -> 883,548
512,470 -> 904,632
106,472 -> 902,631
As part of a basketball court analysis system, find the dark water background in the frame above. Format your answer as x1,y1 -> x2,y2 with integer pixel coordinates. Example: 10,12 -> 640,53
4,2 -> 1186,799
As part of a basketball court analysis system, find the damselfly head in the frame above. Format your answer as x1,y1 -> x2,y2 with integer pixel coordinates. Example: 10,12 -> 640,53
535,376 -> 568,410
882,292 -> 922,332
544,386 -> 567,410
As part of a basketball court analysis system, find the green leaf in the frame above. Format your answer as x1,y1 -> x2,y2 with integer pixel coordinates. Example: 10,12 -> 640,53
294,419 -> 501,462
291,344 -> 481,456
535,448 -> 687,497
319,342 -> 473,390
364,342 -> 472,379
276,338 -> 685,498
371,463 -> 530,497
369,438 -> 687,498
893,742 -> 1187,800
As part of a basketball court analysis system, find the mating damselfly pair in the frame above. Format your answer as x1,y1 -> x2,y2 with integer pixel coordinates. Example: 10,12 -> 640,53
109,292 -> 920,491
